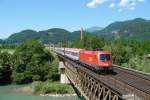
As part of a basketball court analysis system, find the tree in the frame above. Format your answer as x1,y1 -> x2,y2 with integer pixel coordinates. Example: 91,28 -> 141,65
0,51 -> 12,85
91,36 -> 105,50
71,34 -> 105,50
12,40 -> 55,84
110,40 -> 131,65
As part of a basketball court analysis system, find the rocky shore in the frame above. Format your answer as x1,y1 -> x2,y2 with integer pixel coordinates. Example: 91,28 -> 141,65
16,86 -> 33,93
16,85 -> 77,97
40,93 -> 77,97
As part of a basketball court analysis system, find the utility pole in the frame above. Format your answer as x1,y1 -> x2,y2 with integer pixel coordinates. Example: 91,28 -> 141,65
81,27 -> 83,41
64,36 -> 66,55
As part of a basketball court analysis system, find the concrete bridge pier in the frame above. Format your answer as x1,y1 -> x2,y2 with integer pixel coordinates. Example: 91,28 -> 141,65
59,61 -> 70,84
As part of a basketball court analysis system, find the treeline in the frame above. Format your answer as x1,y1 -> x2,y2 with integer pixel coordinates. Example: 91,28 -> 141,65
71,34 -> 105,50
0,35 -> 149,85
1,29 -> 87,44
93,18 -> 150,41
0,40 -> 58,85
70,34 -> 150,73
0,44 -> 16,49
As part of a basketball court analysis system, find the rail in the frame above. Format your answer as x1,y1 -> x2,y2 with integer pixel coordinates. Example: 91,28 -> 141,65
57,53 -> 150,100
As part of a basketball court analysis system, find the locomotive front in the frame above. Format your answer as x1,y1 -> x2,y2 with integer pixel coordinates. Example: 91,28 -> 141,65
98,51 -> 113,71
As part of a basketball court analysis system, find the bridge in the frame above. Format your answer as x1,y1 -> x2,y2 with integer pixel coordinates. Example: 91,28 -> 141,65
47,45 -> 150,100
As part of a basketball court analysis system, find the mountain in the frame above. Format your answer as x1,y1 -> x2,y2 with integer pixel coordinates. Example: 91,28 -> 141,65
6,30 -> 38,43
93,18 -> 150,40
37,28 -> 71,43
5,28 -> 71,44
1,18 -> 150,44
3,28 -> 90,44
86,26 -> 104,33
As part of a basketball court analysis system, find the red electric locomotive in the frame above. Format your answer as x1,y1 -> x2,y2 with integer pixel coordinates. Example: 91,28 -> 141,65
79,50 -> 113,71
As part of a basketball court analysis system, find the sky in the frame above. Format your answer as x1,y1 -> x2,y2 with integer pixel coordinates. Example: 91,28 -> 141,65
0,0 -> 149,39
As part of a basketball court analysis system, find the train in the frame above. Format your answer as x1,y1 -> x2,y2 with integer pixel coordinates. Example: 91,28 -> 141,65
55,48 -> 113,72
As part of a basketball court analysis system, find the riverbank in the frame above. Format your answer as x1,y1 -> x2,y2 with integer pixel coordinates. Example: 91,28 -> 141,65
0,85 -> 79,100
40,93 -> 77,97
14,80 -> 76,97
32,80 -> 75,94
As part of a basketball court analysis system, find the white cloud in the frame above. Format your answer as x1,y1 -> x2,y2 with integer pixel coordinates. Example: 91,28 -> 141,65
118,0 -> 145,11
118,0 -> 135,8
109,3 -> 115,8
118,0 -> 130,8
87,0 -> 107,8
87,0 -> 145,11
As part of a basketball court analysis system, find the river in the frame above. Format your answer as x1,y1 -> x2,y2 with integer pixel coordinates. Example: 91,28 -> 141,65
0,85 -> 80,100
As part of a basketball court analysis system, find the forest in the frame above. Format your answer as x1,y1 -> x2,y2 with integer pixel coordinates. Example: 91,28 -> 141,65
0,41 -> 58,85
70,34 -> 150,73
0,34 -> 149,86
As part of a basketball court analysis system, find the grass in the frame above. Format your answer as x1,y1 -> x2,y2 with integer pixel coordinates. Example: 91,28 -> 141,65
1,49 -> 15,54
32,80 -> 75,94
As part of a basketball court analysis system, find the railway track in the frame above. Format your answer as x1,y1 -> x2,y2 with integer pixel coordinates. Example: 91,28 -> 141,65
113,65 -> 150,81
112,65 -> 150,99
77,61 -> 150,99
58,54 -> 150,99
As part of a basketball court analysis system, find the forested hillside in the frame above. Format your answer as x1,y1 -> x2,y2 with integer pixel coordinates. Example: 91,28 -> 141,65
1,28 -> 90,44
92,18 -> 150,40
0,18 -> 150,44
5,28 -> 70,44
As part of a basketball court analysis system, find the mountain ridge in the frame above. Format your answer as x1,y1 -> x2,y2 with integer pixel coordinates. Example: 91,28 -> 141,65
92,18 -> 150,40
1,18 -> 150,44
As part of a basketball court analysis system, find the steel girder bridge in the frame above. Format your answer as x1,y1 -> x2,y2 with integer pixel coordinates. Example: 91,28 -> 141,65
57,54 -> 123,100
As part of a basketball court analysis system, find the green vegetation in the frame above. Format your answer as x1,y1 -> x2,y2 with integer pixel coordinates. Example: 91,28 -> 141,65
1,49 -> 15,54
71,34 -> 105,50
11,40 -> 56,84
111,40 -> 150,72
0,44 -> 16,49
0,51 -> 12,85
0,44 -> 16,54
0,18 -> 149,45
0,40 -> 76,95
2,28 -> 82,44
93,18 -> 150,41
0,40 -> 75,94
0,18 -> 150,93
72,34 -> 150,73
32,80 -> 74,94
0,40 -> 59,85
122,55 -> 150,72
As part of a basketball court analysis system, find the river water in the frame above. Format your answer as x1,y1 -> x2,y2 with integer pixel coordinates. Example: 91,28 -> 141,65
0,85 -> 80,100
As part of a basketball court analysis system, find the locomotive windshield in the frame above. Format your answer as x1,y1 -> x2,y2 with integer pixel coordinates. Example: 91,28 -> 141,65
100,54 -> 110,61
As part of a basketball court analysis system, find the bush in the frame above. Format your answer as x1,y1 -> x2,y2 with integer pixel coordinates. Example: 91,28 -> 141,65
12,72 -> 25,84
32,75 -> 41,81
32,81 -> 74,94
98,39 -> 150,73
122,55 -> 150,73
32,81 -> 43,92
42,83 -> 56,94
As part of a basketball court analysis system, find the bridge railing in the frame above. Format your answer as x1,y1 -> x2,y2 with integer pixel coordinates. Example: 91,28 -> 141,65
58,55 -> 123,100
